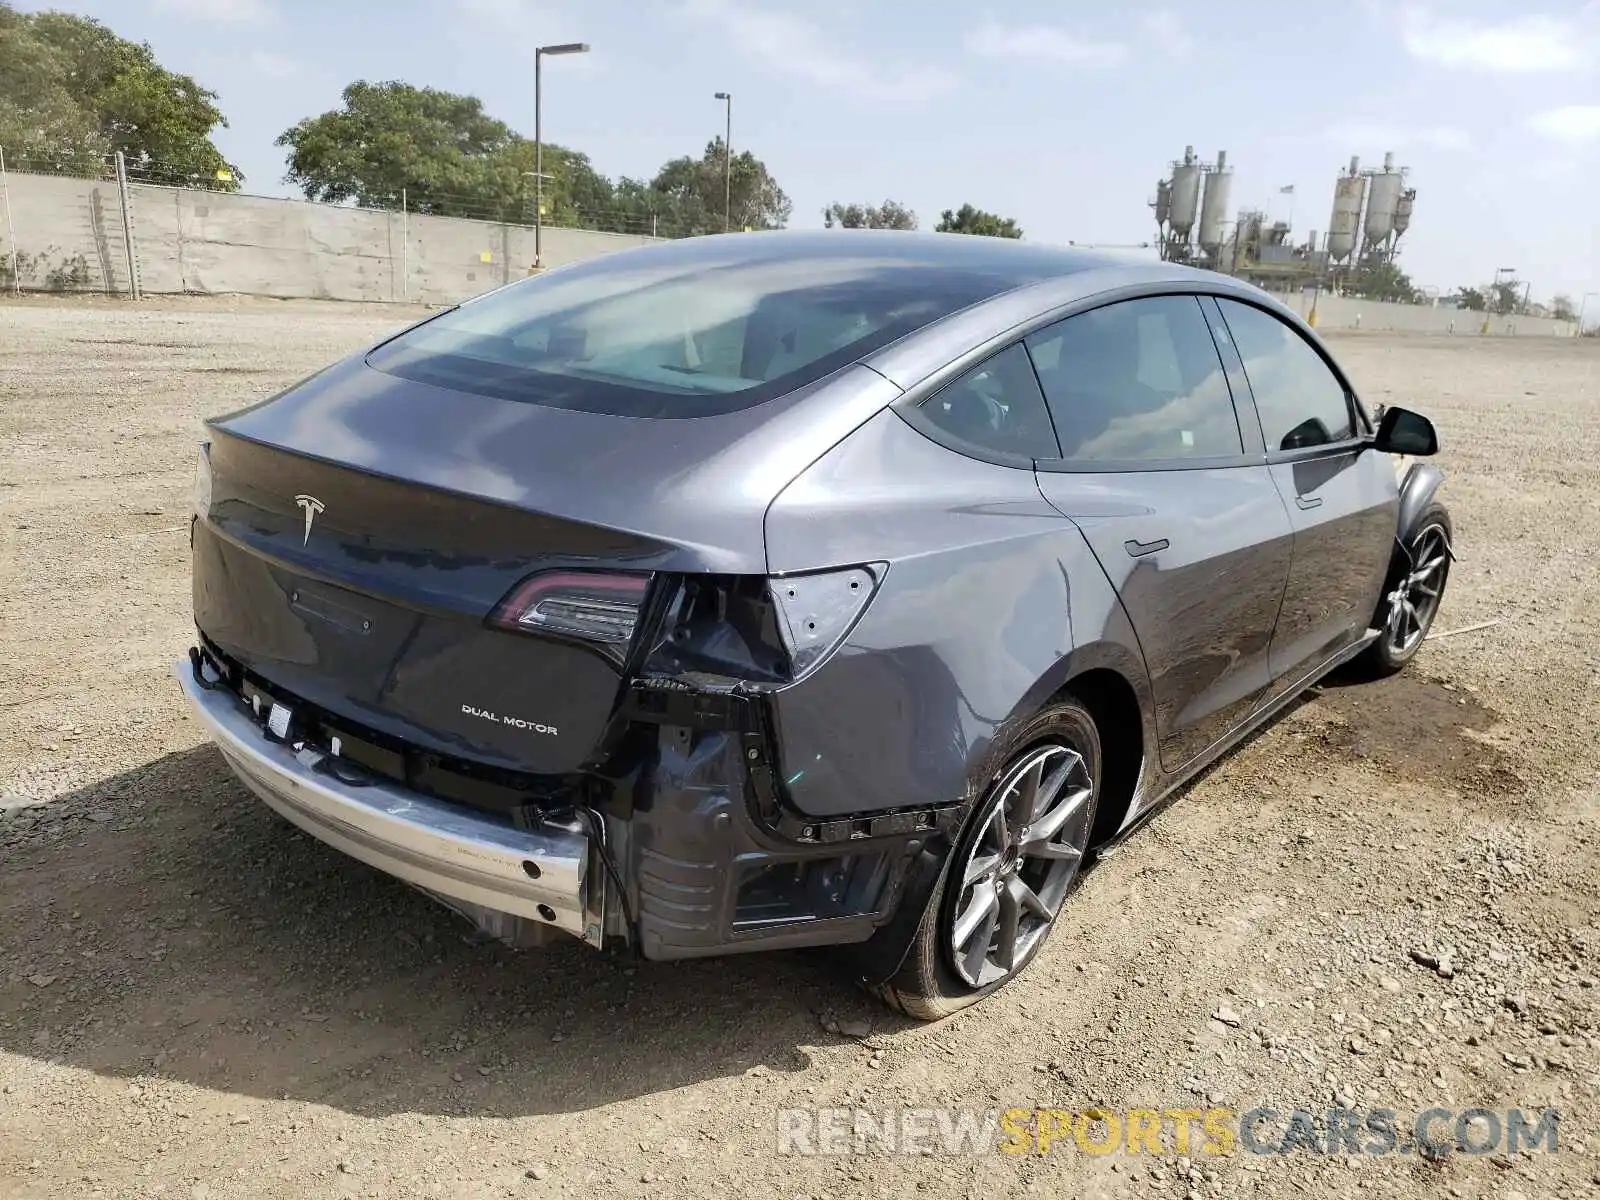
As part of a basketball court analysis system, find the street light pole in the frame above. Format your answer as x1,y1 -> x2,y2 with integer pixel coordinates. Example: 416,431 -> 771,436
1574,289 -> 1600,331
714,91 -> 732,233
533,41 -> 590,270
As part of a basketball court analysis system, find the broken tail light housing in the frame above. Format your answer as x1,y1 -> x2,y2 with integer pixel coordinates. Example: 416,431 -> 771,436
638,565 -> 883,687
490,570 -> 653,650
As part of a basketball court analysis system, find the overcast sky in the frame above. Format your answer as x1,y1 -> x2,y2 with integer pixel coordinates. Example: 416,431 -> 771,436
22,0 -> 1600,306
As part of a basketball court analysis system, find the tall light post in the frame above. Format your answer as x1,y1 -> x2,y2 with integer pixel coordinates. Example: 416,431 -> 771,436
714,91 -> 732,233
1574,289 -> 1600,331
533,41 -> 590,270
1483,265 -> 1516,332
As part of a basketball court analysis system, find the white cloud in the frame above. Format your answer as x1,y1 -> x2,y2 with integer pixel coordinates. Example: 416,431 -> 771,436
1529,105 -> 1600,143
451,0 -> 599,73
151,0 -> 272,22
1138,10 -> 1192,57
1398,8 -> 1588,72
964,18 -> 1126,66
682,0 -> 952,104
248,51 -> 298,79
1324,122 -> 1474,153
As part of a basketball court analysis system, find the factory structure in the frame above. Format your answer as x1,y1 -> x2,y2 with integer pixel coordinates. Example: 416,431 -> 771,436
1151,146 -> 1415,292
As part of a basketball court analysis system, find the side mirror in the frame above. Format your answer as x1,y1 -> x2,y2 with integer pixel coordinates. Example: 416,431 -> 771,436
1372,406 -> 1438,456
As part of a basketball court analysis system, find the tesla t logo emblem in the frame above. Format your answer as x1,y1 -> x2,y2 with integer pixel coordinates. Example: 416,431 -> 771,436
294,494 -> 325,545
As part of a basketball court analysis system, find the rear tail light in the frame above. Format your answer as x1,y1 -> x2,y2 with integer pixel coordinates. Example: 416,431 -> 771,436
490,570 -> 652,645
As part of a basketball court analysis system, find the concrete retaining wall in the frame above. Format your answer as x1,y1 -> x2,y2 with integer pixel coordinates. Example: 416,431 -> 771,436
0,172 -> 656,304
1267,289 -> 1578,338
0,171 -> 1583,334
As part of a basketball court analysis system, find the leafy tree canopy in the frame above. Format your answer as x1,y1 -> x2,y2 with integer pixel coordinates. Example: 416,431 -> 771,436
637,138 -> 791,235
1456,286 -> 1486,312
1550,293 -> 1576,321
822,200 -> 917,230
935,203 -> 1022,238
1345,260 -> 1420,304
1491,278 -> 1523,315
277,87 -> 792,238
0,2 -> 238,186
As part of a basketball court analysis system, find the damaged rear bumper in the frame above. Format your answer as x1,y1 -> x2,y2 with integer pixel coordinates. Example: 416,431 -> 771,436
175,657 -> 601,945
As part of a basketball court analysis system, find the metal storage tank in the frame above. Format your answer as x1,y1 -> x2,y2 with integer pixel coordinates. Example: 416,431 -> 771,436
1169,146 -> 1201,238
1394,188 -> 1416,237
1364,154 -> 1403,247
1199,150 -> 1232,253
1154,178 -> 1172,228
1327,157 -> 1364,262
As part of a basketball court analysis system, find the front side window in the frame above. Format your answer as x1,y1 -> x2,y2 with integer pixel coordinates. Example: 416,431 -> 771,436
1025,296 -> 1243,462
366,247 -> 1051,419
916,343 -> 1059,459
1215,298 -> 1354,452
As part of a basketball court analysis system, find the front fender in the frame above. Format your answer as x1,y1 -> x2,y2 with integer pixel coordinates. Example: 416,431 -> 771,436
1397,461 -> 1446,543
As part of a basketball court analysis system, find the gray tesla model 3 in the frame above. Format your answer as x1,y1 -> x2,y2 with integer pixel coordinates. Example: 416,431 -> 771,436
178,230 -> 1451,1017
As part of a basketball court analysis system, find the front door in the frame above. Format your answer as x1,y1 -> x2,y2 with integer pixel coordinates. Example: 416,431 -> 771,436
1210,298 -> 1399,689
1026,294 -> 1294,772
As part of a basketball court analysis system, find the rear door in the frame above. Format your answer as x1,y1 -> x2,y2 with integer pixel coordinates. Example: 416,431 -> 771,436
1029,295 -> 1295,772
1209,297 -> 1397,691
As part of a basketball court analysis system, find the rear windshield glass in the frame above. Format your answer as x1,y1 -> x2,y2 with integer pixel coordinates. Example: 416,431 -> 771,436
366,245 -> 1041,418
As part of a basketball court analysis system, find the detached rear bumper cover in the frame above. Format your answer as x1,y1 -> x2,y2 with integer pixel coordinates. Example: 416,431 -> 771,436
173,660 -> 596,943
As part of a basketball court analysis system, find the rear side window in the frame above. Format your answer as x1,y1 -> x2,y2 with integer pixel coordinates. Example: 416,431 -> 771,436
1025,296 -> 1243,462
1215,299 -> 1354,451
366,249 -> 1040,419
916,343 -> 1059,459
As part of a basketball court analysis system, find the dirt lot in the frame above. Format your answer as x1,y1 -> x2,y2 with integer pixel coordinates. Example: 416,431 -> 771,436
2,295 -> 1598,1200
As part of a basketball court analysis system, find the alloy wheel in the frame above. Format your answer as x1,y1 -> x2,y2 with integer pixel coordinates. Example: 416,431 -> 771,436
947,742 -> 1094,988
1384,522 -> 1449,656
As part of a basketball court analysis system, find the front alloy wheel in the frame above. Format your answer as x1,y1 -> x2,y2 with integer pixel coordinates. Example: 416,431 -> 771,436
1383,521 -> 1449,657
1352,500 -> 1453,678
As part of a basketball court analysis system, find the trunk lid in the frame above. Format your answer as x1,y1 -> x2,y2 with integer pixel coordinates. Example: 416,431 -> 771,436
195,356 -> 900,774
196,430 -> 665,773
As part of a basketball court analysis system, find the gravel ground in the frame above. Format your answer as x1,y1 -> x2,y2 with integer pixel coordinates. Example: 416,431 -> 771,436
2,295 -> 1598,1200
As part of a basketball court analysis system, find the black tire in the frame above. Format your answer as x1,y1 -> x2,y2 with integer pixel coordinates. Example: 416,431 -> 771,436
871,697 -> 1102,1021
1350,502 -> 1453,679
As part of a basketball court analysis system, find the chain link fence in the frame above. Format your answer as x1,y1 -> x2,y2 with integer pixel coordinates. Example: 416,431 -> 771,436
0,149 -> 670,303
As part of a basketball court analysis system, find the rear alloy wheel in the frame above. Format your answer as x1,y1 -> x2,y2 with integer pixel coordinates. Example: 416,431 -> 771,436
1353,503 -> 1453,678
948,744 -> 1093,987
872,699 -> 1101,1019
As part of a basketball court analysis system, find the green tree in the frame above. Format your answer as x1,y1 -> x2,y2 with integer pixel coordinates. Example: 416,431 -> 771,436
277,82 -> 517,214
1550,293 -> 1576,322
822,200 -> 917,230
1492,279 -> 1522,315
277,89 -> 789,238
935,203 -> 1022,238
0,3 -> 237,185
1456,286 -> 1486,312
646,138 -> 791,235
1346,260 -> 1420,304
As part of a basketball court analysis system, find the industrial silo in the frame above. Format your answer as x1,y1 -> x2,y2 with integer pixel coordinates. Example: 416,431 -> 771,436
1394,188 -> 1416,239
1199,150 -> 1233,254
1363,152 -> 1403,250
1169,146 -> 1201,239
1327,156 -> 1364,262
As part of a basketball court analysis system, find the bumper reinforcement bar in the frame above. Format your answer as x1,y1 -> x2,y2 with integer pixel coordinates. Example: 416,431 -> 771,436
174,657 -> 601,945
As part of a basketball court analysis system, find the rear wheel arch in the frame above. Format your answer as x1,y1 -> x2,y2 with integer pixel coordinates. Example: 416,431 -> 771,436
1057,667 -> 1146,848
